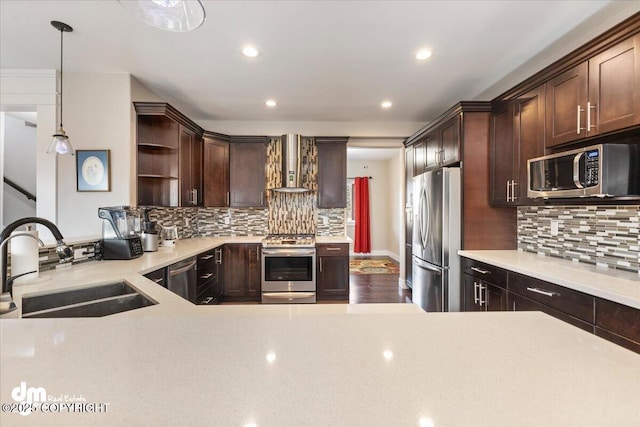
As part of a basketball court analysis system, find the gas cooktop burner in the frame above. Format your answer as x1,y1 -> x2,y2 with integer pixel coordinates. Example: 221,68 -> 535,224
262,234 -> 316,248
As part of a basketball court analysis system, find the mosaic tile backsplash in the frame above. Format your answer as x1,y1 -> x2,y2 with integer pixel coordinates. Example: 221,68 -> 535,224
518,206 -> 640,273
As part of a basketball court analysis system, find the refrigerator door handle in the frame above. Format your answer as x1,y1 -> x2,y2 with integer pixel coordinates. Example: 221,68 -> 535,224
420,186 -> 429,249
413,256 -> 443,274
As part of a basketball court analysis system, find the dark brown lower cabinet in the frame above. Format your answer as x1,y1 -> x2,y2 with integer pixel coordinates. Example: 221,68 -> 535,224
143,268 -> 166,288
595,297 -> 640,353
462,273 -> 507,311
316,244 -> 349,300
509,292 -> 594,334
196,247 -> 223,304
222,243 -> 261,301
460,256 -> 639,354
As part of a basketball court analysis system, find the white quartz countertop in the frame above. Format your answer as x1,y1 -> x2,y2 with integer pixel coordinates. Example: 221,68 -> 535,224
458,250 -> 640,310
4,235 -> 354,318
1,307 -> 639,426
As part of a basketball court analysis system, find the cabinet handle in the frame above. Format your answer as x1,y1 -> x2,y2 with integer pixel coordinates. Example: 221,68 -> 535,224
320,258 -> 323,273
201,255 -> 214,260
587,101 -> 596,131
192,189 -> 198,205
511,180 -> 518,202
473,281 -> 479,304
200,273 -> 213,279
256,246 -> 260,261
260,191 -> 264,206
478,284 -> 486,307
526,287 -> 557,297
226,192 -> 230,206
506,180 -> 510,203
470,267 -> 489,275
576,104 -> 586,134
325,247 -> 342,251
215,248 -> 223,264
440,149 -> 445,164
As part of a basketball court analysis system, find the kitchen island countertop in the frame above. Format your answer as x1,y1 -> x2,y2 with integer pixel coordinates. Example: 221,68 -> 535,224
1,306 -> 639,426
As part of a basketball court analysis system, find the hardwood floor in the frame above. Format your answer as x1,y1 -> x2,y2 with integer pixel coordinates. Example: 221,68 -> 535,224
349,256 -> 412,304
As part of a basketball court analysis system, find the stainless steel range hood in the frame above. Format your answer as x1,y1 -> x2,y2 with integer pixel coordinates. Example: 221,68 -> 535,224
273,133 -> 311,193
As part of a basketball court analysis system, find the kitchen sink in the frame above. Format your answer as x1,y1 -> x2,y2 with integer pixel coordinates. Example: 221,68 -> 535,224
21,281 -> 157,318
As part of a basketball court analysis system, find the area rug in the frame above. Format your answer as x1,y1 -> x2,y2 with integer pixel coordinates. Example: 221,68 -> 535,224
350,258 -> 400,275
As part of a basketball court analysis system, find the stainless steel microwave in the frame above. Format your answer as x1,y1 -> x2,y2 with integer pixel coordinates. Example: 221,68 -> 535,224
527,144 -> 640,199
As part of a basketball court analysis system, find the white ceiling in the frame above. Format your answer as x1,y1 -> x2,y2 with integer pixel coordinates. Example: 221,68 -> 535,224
1,0 -> 639,135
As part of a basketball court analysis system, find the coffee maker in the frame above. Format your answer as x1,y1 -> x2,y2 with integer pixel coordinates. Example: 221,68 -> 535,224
98,206 -> 144,260
141,208 -> 159,252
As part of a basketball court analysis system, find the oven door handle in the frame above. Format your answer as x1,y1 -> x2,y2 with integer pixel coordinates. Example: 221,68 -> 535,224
262,248 -> 316,256
262,292 -> 316,299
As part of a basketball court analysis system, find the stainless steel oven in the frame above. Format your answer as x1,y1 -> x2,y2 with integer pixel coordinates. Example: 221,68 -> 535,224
261,242 -> 316,304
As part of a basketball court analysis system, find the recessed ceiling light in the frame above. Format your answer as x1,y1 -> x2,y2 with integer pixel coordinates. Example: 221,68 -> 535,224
381,101 -> 392,109
416,49 -> 433,60
242,46 -> 259,57
265,99 -> 277,107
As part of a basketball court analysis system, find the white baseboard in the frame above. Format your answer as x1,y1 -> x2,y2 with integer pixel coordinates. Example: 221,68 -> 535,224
399,278 -> 410,290
350,249 -> 399,261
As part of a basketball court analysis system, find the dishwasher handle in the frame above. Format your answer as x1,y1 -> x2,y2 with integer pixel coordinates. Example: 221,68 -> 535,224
169,259 -> 197,276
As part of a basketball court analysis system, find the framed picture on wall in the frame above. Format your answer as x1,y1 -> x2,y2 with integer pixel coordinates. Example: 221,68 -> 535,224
76,150 -> 111,192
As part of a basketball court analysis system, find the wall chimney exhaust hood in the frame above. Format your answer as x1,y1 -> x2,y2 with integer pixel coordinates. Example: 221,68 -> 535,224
273,134 -> 311,193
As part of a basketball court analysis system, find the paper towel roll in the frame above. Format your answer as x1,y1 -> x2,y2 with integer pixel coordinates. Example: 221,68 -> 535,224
10,228 -> 40,282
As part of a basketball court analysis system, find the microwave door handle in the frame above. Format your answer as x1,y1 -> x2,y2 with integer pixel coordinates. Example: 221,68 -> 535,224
573,153 -> 585,189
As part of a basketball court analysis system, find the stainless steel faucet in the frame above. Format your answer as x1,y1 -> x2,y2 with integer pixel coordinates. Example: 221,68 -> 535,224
1,217 -> 73,297
0,232 -> 45,315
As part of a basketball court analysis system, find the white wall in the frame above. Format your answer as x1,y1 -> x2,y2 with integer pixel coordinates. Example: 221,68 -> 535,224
3,113 -> 36,223
386,149 -> 403,263
56,73 -> 133,238
0,69 -> 58,230
347,157 -> 402,259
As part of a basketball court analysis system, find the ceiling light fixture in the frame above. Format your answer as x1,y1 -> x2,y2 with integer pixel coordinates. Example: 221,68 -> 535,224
242,46 -> 259,58
416,49 -> 433,60
381,101 -> 393,109
265,99 -> 277,108
117,0 -> 206,32
47,21 -> 74,156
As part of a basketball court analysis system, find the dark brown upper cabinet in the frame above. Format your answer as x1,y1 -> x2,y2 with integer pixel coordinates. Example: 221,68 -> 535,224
179,126 -> 202,207
134,102 -> 203,207
229,137 -> 267,208
202,132 -> 230,207
413,138 -> 427,176
412,117 -> 460,174
489,101 -> 515,206
317,137 -> 348,208
588,34 -> 640,136
490,86 -> 545,206
545,34 -> 640,148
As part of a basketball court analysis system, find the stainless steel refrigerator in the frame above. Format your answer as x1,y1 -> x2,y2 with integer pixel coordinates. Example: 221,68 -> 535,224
412,167 -> 461,312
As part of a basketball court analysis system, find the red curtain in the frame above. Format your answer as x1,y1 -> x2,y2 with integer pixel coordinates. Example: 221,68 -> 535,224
354,177 -> 371,253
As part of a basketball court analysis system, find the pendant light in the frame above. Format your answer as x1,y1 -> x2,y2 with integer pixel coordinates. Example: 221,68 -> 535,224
47,21 -> 74,156
118,0 -> 206,32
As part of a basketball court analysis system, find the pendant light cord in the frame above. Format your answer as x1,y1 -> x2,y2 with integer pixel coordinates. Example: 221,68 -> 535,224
59,27 -> 63,129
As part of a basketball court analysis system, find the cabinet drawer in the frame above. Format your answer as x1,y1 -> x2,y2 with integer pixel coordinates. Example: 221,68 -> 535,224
317,243 -> 349,256
509,292 -> 594,334
460,257 -> 507,288
595,298 -> 640,344
509,272 -> 594,323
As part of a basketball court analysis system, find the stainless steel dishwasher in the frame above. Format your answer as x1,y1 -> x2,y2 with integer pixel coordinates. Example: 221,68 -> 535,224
167,256 -> 197,303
